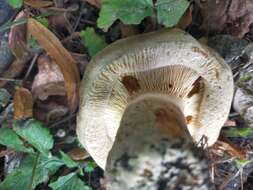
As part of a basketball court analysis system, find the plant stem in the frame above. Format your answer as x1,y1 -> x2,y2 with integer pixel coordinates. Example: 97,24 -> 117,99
28,153 -> 40,190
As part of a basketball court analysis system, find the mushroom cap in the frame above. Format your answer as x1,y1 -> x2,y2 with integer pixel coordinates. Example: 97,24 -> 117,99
77,28 -> 234,169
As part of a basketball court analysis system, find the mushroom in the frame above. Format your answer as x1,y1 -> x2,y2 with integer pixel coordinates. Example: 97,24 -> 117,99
77,28 -> 234,170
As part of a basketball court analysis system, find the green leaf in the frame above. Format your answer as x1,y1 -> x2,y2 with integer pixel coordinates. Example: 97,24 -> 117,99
235,159 -> 251,168
49,172 -> 91,190
84,161 -> 97,173
7,0 -> 23,8
224,127 -> 252,138
239,74 -> 252,82
80,27 -> 107,57
36,16 -> 49,28
156,0 -> 189,27
0,127 -> 33,153
97,0 -> 153,29
13,119 -> 53,156
27,36 -> 41,50
0,154 -> 64,190
60,151 -> 78,168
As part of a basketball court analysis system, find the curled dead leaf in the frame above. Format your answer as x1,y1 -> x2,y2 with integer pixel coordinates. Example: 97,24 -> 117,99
27,18 -> 80,112
32,54 -> 65,101
9,11 -> 28,59
0,11 -> 30,88
13,87 -> 33,119
214,136 -> 246,160
68,148 -> 90,161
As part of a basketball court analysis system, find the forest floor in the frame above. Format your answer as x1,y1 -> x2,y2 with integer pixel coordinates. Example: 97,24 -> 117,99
1,0 -> 253,190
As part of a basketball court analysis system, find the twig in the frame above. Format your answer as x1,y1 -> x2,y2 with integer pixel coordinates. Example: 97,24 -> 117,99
23,53 -> 40,84
0,78 -> 22,82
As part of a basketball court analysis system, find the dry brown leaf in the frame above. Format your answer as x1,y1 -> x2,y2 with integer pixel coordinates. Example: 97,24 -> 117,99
68,148 -> 90,161
215,136 -> 246,160
196,0 -> 253,38
24,0 -> 53,8
27,18 -> 80,112
177,6 -> 192,29
32,54 -> 65,101
9,11 -> 27,59
0,12 -> 30,88
13,87 -> 33,119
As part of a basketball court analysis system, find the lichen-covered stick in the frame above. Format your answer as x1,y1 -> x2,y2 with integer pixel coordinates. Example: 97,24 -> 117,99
77,28 -> 233,176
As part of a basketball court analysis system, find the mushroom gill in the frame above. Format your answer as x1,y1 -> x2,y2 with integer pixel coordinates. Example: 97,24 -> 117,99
77,28 -> 234,169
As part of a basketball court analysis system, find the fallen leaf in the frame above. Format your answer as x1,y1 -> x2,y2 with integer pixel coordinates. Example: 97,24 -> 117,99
68,148 -> 89,161
196,0 -> 253,38
0,11 -> 30,88
215,136 -> 246,160
32,54 -> 65,101
27,18 -> 80,112
13,87 -> 33,119
24,0 -> 53,8
9,11 -> 28,59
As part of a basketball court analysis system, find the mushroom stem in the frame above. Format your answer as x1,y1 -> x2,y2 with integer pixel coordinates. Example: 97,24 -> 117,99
122,93 -> 189,140
106,93 -> 191,167
105,94 -> 212,189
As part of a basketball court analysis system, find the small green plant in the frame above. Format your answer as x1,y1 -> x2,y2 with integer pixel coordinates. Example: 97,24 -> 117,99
27,16 -> 49,50
97,0 -> 189,29
235,159 -> 251,168
0,119 -> 91,190
97,0 -> 153,29
7,0 -> 23,8
84,161 -> 97,173
224,127 -> 252,138
80,27 -> 107,57
239,74 -> 252,82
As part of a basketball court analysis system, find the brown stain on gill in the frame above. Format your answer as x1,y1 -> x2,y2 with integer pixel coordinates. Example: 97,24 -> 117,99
122,75 -> 141,94
185,115 -> 193,124
187,76 -> 203,98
